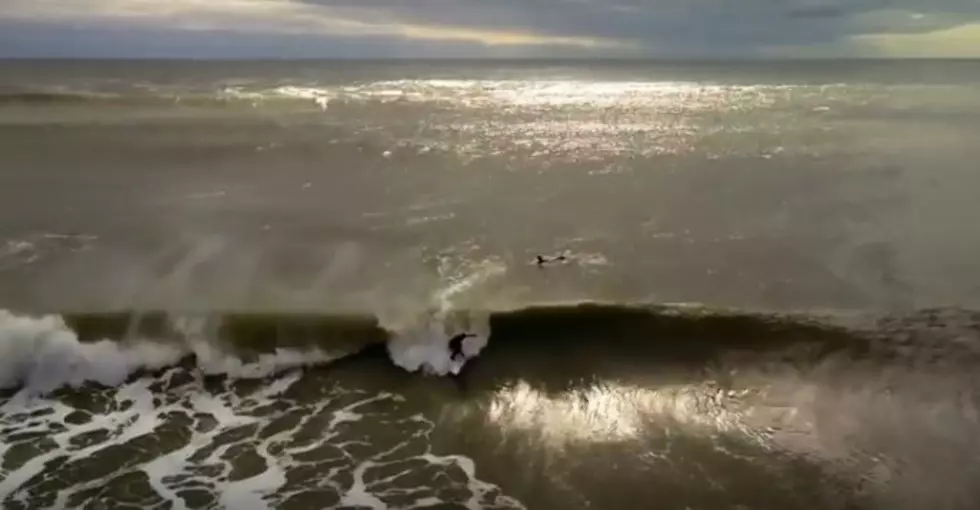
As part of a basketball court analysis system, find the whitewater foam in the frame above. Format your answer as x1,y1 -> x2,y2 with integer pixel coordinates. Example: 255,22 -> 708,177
171,315 -> 350,378
385,309 -> 490,376
272,86 -> 331,110
2,352 -> 526,509
0,310 -> 337,398
383,260 -> 501,376
0,310 -> 184,396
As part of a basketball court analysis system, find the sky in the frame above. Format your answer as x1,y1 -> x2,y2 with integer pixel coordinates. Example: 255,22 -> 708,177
1,0 -> 979,59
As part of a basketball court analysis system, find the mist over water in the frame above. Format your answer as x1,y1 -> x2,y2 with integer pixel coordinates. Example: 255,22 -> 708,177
2,59 -> 980,509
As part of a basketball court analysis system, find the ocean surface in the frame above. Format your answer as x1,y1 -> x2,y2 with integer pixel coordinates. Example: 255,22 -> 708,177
2,59 -> 980,509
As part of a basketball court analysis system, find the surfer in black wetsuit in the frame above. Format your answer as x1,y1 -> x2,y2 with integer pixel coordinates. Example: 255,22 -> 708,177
448,332 -> 475,362
535,254 -> 567,266
447,332 -> 477,391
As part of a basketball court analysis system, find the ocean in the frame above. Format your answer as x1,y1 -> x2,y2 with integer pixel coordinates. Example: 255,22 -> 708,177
1,59 -> 980,509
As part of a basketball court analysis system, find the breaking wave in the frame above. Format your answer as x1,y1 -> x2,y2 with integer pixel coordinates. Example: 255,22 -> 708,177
3,301 -> 979,398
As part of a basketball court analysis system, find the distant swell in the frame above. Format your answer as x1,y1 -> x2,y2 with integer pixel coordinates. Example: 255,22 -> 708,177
0,91 -> 119,105
0,87 -> 330,109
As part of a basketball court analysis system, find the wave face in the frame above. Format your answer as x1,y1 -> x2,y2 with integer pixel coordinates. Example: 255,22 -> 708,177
4,303 -> 978,393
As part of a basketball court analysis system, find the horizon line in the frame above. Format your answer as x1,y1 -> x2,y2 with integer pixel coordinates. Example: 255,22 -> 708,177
2,56 -> 979,62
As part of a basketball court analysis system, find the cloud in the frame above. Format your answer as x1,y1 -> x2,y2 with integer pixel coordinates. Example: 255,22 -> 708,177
286,0 -> 980,55
851,22 -> 980,57
0,0 -> 625,50
785,5 -> 848,20
1,0 -> 979,57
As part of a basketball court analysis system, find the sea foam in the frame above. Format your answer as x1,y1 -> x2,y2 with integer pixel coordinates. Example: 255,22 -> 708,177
0,310 -> 184,395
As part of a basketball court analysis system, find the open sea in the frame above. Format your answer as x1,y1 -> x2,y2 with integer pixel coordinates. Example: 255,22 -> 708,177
2,59 -> 980,509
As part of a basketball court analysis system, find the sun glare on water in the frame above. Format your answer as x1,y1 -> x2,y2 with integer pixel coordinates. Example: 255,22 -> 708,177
485,381 -> 752,446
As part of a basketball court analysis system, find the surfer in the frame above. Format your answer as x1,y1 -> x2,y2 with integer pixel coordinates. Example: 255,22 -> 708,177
535,254 -> 567,266
447,332 -> 477,392
448,332 -> 475,362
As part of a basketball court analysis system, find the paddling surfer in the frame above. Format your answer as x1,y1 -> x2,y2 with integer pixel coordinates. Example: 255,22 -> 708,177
535,254 -> 567,266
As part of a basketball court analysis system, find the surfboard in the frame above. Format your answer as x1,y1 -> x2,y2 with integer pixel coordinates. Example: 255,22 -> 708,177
449,357 -> 465,375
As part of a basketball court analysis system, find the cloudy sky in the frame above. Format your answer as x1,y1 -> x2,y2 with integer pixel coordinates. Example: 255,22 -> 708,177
1,0 -> 978,58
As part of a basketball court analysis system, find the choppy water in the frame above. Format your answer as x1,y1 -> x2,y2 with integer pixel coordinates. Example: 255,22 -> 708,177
2,59 -> 980,509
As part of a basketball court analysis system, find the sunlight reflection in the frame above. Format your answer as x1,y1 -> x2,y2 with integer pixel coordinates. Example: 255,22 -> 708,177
486,380 -> 751,446
216,78 -> 819,164
352,79 -> 741,109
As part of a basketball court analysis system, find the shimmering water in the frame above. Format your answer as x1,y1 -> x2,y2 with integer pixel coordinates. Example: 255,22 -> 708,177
2,60 -> 980,509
